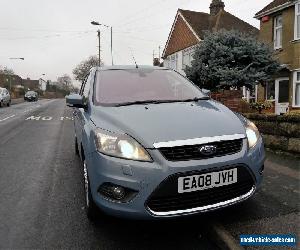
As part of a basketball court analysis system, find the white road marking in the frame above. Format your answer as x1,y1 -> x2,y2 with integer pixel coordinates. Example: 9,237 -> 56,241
41,116 -> 52,121
0,114 -> 16,122
60,116 -> 74,121
26,116 -> 41,120
26,116 -> 73,121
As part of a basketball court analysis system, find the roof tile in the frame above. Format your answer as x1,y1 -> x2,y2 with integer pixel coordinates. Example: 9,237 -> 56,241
163,8 -> 259,58
255,0 -> 290,16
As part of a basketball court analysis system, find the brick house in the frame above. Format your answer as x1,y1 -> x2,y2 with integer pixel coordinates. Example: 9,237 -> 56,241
22,78 -> 39,91
255,0 -> 300,114
0,73 -> 23,89
162,0 -> 259,101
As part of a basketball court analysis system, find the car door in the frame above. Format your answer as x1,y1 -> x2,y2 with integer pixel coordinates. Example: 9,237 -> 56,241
75,70 -> 95,156
74,77 -> 87,149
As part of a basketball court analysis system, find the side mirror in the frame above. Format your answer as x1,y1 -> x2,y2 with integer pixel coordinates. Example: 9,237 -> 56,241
66,94 -> 85,108
201,88 -> 211,96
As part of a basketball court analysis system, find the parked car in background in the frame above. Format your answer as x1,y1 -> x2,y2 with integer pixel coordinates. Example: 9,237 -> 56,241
0,87 -> 11,107
24,91 -> 38,102
66,66 -> 265,220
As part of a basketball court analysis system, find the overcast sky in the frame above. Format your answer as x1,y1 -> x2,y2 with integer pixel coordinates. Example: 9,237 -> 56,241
0,0 -> 271,84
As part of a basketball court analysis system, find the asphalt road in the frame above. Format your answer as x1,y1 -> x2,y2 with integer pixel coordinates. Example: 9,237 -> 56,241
0,99 -> 299,249
0,99 -> 218,250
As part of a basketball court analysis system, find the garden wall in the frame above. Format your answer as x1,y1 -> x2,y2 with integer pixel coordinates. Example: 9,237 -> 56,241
211,90 -> 253,113
243,113 -> 300,154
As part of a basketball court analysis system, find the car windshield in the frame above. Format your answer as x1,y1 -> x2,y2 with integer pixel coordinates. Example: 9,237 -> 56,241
94,69 -> 205,106
26,91 -> 35,95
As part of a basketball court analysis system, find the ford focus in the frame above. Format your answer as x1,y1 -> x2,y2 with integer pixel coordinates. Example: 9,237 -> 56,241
66,66 -> 265,220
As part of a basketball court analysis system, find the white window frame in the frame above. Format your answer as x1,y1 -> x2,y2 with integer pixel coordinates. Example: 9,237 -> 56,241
182,46 -> 195,70
274,15 -> 283,49
293,70 -> 300,107
294,2 -> 300,40
169,54 -> 177,71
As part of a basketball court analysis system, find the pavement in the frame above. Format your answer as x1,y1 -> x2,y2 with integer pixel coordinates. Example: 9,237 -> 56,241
207,151 -> 300,249
11,98 -> 25,105
0,99 -> 299,250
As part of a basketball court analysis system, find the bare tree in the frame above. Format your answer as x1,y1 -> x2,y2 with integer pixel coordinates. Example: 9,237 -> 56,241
0,66 -> 14,75
57,74 -> 72,88
72,55 -> 103,82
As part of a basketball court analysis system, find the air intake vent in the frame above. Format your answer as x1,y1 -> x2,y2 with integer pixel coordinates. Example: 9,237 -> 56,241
159,139 -> 243,161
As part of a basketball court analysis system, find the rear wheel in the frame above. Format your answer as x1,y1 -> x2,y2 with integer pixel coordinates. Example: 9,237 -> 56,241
83,160 -> 98,220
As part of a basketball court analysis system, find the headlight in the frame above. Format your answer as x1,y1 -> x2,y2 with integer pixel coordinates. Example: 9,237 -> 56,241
246,121 -> 260,148
94,128 -> 152,162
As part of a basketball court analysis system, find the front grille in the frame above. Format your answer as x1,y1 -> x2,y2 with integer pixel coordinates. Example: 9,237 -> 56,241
146,165 -> 254,213
159,139 -> 243,161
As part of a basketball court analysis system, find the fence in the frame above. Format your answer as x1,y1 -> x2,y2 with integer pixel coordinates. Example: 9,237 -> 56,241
243,113 -> 300,154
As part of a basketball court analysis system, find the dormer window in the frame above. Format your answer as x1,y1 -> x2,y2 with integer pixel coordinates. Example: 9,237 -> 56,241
274,15 -> 282,49
295,2 -> 300,40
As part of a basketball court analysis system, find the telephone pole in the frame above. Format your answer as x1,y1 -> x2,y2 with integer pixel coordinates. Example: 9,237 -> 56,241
111,27 -> 113,65
158,46 -> 161,64
97,30 -> 101,67
91,21 -> 112,66
153,50 -> 155,64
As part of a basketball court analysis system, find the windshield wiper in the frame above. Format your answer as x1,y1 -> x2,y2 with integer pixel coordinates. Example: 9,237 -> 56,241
114,97 -> 210,107
179,97 -> 210,102
115,100 -> 177,107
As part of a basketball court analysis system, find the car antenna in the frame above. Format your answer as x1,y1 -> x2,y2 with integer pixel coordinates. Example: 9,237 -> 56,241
129,47 -> 138,68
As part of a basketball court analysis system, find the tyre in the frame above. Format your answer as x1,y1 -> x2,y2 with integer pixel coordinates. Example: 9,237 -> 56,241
7,101 -> 10,107
83,160 -> 98,220
75,137 -> 79,156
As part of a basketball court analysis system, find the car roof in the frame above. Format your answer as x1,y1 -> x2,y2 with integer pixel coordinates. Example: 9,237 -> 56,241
94,65 -> 168,71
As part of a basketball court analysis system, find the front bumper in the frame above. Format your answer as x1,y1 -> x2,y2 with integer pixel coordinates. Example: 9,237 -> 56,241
25,96 -> 36,101
86,137 -> 265,219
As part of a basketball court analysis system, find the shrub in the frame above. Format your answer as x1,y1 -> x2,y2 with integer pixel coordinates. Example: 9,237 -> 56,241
250,100 -> 273,114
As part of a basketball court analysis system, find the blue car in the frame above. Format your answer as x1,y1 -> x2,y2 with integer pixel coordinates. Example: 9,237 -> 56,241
66,66 -> 265,220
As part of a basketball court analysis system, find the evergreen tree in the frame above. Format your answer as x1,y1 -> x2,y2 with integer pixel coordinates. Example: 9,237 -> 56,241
185,30 -> 281,91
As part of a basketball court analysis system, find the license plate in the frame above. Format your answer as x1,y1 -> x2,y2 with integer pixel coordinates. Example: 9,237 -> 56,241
178,168 -> 237,193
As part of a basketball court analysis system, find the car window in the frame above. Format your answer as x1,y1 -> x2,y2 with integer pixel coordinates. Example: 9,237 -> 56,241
83,71 -> 94,99
94,69 -> 204,105
79,75 -> 88,96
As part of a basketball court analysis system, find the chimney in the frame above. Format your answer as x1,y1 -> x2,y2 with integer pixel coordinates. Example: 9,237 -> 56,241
210,0 -> 225,15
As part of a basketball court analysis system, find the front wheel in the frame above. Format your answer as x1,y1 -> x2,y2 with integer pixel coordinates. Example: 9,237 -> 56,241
7,101 -> 10,107
83,160 -> 98,220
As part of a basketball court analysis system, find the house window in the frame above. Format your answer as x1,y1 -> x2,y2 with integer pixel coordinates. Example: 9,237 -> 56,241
182,47 -> 194,70
170,55 -> 175,70
294,71 -> 300,106
274,15 -> 282,49
295,2 -> 300,40
266,81 -> 275,100
169,54 -> 178,71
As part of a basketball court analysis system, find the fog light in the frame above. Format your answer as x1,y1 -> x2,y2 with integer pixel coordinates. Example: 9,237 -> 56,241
112,186 -> 125,200
98,183 -> 137,202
